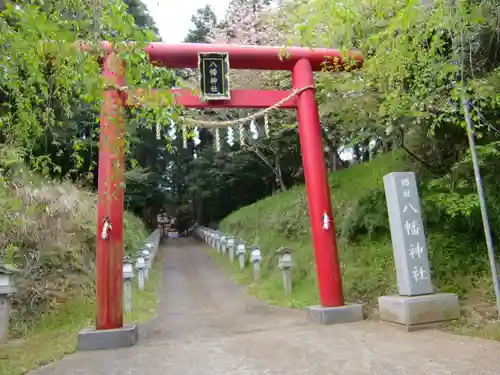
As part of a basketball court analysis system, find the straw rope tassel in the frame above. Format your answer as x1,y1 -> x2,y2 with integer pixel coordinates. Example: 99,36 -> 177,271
227,126 -> 233,145
195,126 -> 200,149
156,121 -> 161,140
250,119 -> 258,139
182,127 -> 187,149
105,85 -> 314,129
239,124 -> 245,146
215,127 -> 221,152
264,114 -> 270,137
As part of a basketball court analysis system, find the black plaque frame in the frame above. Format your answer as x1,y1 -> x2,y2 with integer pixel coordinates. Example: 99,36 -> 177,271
198,52 -> 231,101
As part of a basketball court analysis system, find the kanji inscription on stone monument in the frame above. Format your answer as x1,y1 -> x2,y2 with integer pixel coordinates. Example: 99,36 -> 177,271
383,172 -> 433,296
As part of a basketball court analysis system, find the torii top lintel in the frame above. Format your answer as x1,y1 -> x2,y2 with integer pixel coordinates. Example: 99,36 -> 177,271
100,42 -> 363,72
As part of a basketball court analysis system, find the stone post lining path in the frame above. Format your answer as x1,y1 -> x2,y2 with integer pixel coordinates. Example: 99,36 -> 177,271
30,238 -> 500,375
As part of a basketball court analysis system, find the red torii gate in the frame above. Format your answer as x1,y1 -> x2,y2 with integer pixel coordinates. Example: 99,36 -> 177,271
87,42 -> 363,349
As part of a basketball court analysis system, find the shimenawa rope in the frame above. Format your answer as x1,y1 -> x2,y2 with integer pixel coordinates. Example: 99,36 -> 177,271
105,84 -> 315,128
180,85 -> 314,128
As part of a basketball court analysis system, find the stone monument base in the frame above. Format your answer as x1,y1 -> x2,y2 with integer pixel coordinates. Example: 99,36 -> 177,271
77,324 -> 138,351
378,293 -> 460,331
306,304 -> 364,325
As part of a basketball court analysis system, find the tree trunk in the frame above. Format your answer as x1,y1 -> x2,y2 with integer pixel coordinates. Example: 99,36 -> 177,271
362,138 -> 371,162
251,146 -> 286,191
275,154 -> 286,191
353,144 -> 361,164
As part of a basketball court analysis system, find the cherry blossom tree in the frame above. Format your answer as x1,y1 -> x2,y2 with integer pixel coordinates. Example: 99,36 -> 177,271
208,0 -> 285,90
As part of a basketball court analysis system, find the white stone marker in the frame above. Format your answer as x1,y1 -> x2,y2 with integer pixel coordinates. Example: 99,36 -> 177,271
0,266 -> 15,342
380,172 -> 460,330
123,259 -> 134,314
135,255 -> 146,291
220,235 -> 227,255
226,236 -> 235,260
236,240 -> 246,271
384,171 -> 433,296
277,248 -> 293,296
215,232 -> 221,252
250,245 -> 262,281
145,242 -> 155,265
142,249 -> 151,281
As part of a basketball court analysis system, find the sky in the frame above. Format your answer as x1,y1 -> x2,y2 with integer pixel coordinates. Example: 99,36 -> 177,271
142,0 -> 231,43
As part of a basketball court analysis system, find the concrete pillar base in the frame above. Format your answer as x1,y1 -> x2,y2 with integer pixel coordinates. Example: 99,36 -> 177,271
77,324 -> 138,351
306,304 -> 364,325
378,293 -> 460,331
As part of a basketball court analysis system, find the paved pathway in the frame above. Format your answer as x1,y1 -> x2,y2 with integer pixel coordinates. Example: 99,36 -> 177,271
31,238 -> 500,375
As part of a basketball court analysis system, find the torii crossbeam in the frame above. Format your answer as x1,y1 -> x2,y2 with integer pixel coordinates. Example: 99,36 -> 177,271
92,42 -> 363,342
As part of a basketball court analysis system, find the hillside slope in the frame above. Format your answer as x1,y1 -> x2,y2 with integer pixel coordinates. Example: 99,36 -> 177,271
220,151 -> 497,335
0,149 -> 147,333
0,149 -> 162,375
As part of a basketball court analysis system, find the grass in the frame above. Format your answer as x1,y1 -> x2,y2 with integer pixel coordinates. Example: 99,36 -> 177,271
0,151 -> 155,374
218,150 -> 500,339
0,257 -> 163,375
219,150 -> 406,309
0,147 -> 162,373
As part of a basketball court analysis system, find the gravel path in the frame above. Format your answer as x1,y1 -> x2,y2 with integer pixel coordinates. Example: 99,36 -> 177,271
30,238 -> 500,375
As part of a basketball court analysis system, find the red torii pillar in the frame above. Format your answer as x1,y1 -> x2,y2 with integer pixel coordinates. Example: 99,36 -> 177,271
85,43 -> 364,350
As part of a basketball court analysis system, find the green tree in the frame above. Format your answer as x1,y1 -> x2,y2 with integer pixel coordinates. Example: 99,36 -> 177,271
275,0 -> 500,247
0,0 -> 179,227
184,4 -> 218,43
124,0 -> 159,35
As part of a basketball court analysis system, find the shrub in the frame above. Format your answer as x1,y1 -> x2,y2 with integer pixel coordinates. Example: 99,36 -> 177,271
0,147 -> 147,335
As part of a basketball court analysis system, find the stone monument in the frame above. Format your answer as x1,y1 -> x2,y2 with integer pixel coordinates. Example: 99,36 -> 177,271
379,172 -> 460,330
